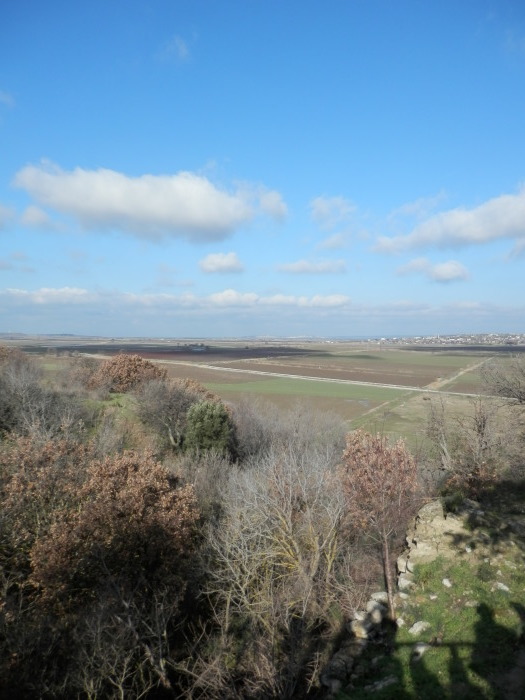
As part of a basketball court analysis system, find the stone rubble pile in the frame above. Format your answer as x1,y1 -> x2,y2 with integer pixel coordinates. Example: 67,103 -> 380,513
321,499 -> 476,695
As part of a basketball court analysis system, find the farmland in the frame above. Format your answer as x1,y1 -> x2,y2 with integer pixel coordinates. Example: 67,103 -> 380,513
15,336 -> 507,438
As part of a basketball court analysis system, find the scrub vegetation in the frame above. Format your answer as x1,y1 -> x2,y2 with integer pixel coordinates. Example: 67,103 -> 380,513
1,345 -> 524,698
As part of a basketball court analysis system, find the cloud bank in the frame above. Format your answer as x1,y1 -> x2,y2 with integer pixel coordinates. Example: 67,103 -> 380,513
3,286 -> 522,337
377,186 -> 525,252
310,196 -> 355,230
277,259 -> 347,274
14,163 -> 286,241
397,257 -> 469,282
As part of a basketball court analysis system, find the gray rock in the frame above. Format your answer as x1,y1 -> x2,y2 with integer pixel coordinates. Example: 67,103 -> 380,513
398,573 -> 414,590
411,642 -> 431,661
408,620 -> 431,636
397,554 -> 409,574
370,591 -> 389,604
493,581 -> 510,593
350,619 -> 372,639
417,500 -> 445,522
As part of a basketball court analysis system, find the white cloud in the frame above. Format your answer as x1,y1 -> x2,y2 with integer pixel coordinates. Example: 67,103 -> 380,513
0,91 -> 14,108
209,289 -> 259,306
257,188 -> 288,220
0,203 -> 14,229
377,186 -> 525,252
6,287 -> 93,304
14,163 -> 286,242
261,293 -> 350,307
396,257 -> 429,274
199,252 -> 244,273
277,259 -> 347,274
388,191 -> 447,221
236,183 -> 288,221
310,195 -> 355,230
317,233 -> 348,250
20,205 -> 57,229
3,286 -> 523,336
2,286 -> 350,311
430,260 -> 469,282
397,257 -> 469,282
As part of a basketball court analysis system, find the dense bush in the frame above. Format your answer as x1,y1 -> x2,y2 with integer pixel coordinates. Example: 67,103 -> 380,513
89,352 -> 167,393
0,436 -> 199,697
184,400 -> 237,458
135,377 -> 219,452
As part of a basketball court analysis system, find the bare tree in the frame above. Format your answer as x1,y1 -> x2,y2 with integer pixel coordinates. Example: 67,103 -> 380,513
337,430 -> 420,619
199,445 -> 357,697
0,350 -> 88,440
232,397 -> 348,462
482,354 -> 525,403
425,396 -> 507,498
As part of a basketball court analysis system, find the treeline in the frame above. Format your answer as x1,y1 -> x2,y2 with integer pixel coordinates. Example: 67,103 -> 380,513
0,348 -> 523,698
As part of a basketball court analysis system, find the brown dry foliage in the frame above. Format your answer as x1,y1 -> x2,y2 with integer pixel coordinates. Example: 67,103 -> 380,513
337,430 -> 420,617
0,436 -> 95,575
30,450 -> 199,605
0,345 -> 26,365
89,352 -> 167,393
338,430 -> 420,537
1,440 -> 200,696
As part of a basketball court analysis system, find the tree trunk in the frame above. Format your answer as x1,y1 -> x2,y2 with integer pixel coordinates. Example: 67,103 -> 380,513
382,536 -> 396,620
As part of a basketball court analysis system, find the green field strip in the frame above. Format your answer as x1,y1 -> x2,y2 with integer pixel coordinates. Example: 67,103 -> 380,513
204,377 -> 408,401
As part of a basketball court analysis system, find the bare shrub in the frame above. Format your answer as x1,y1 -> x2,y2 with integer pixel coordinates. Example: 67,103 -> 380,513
195,445 -> 359,698
232,397 -> 348,462
89,353 -> 167,393
0,350 -> 89,440
169,448 -> 233,520
337,430 -> 421,619
425,396 -> 509,498
90,407 -> 137,457
63,586 -> 185,698
66,353 -> 100,390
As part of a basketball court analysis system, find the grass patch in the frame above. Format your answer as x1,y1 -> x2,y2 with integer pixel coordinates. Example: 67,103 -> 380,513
204,378 -> 408,402
341,538 -> 525,699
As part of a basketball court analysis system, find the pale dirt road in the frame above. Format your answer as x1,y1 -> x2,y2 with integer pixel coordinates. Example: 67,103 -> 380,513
87,354 -> 490,399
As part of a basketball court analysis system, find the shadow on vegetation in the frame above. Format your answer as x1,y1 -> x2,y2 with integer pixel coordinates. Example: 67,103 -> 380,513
446,478 -> 525,559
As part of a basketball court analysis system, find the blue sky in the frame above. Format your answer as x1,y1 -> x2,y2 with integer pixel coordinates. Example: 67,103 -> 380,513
1,0 -> 525,338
